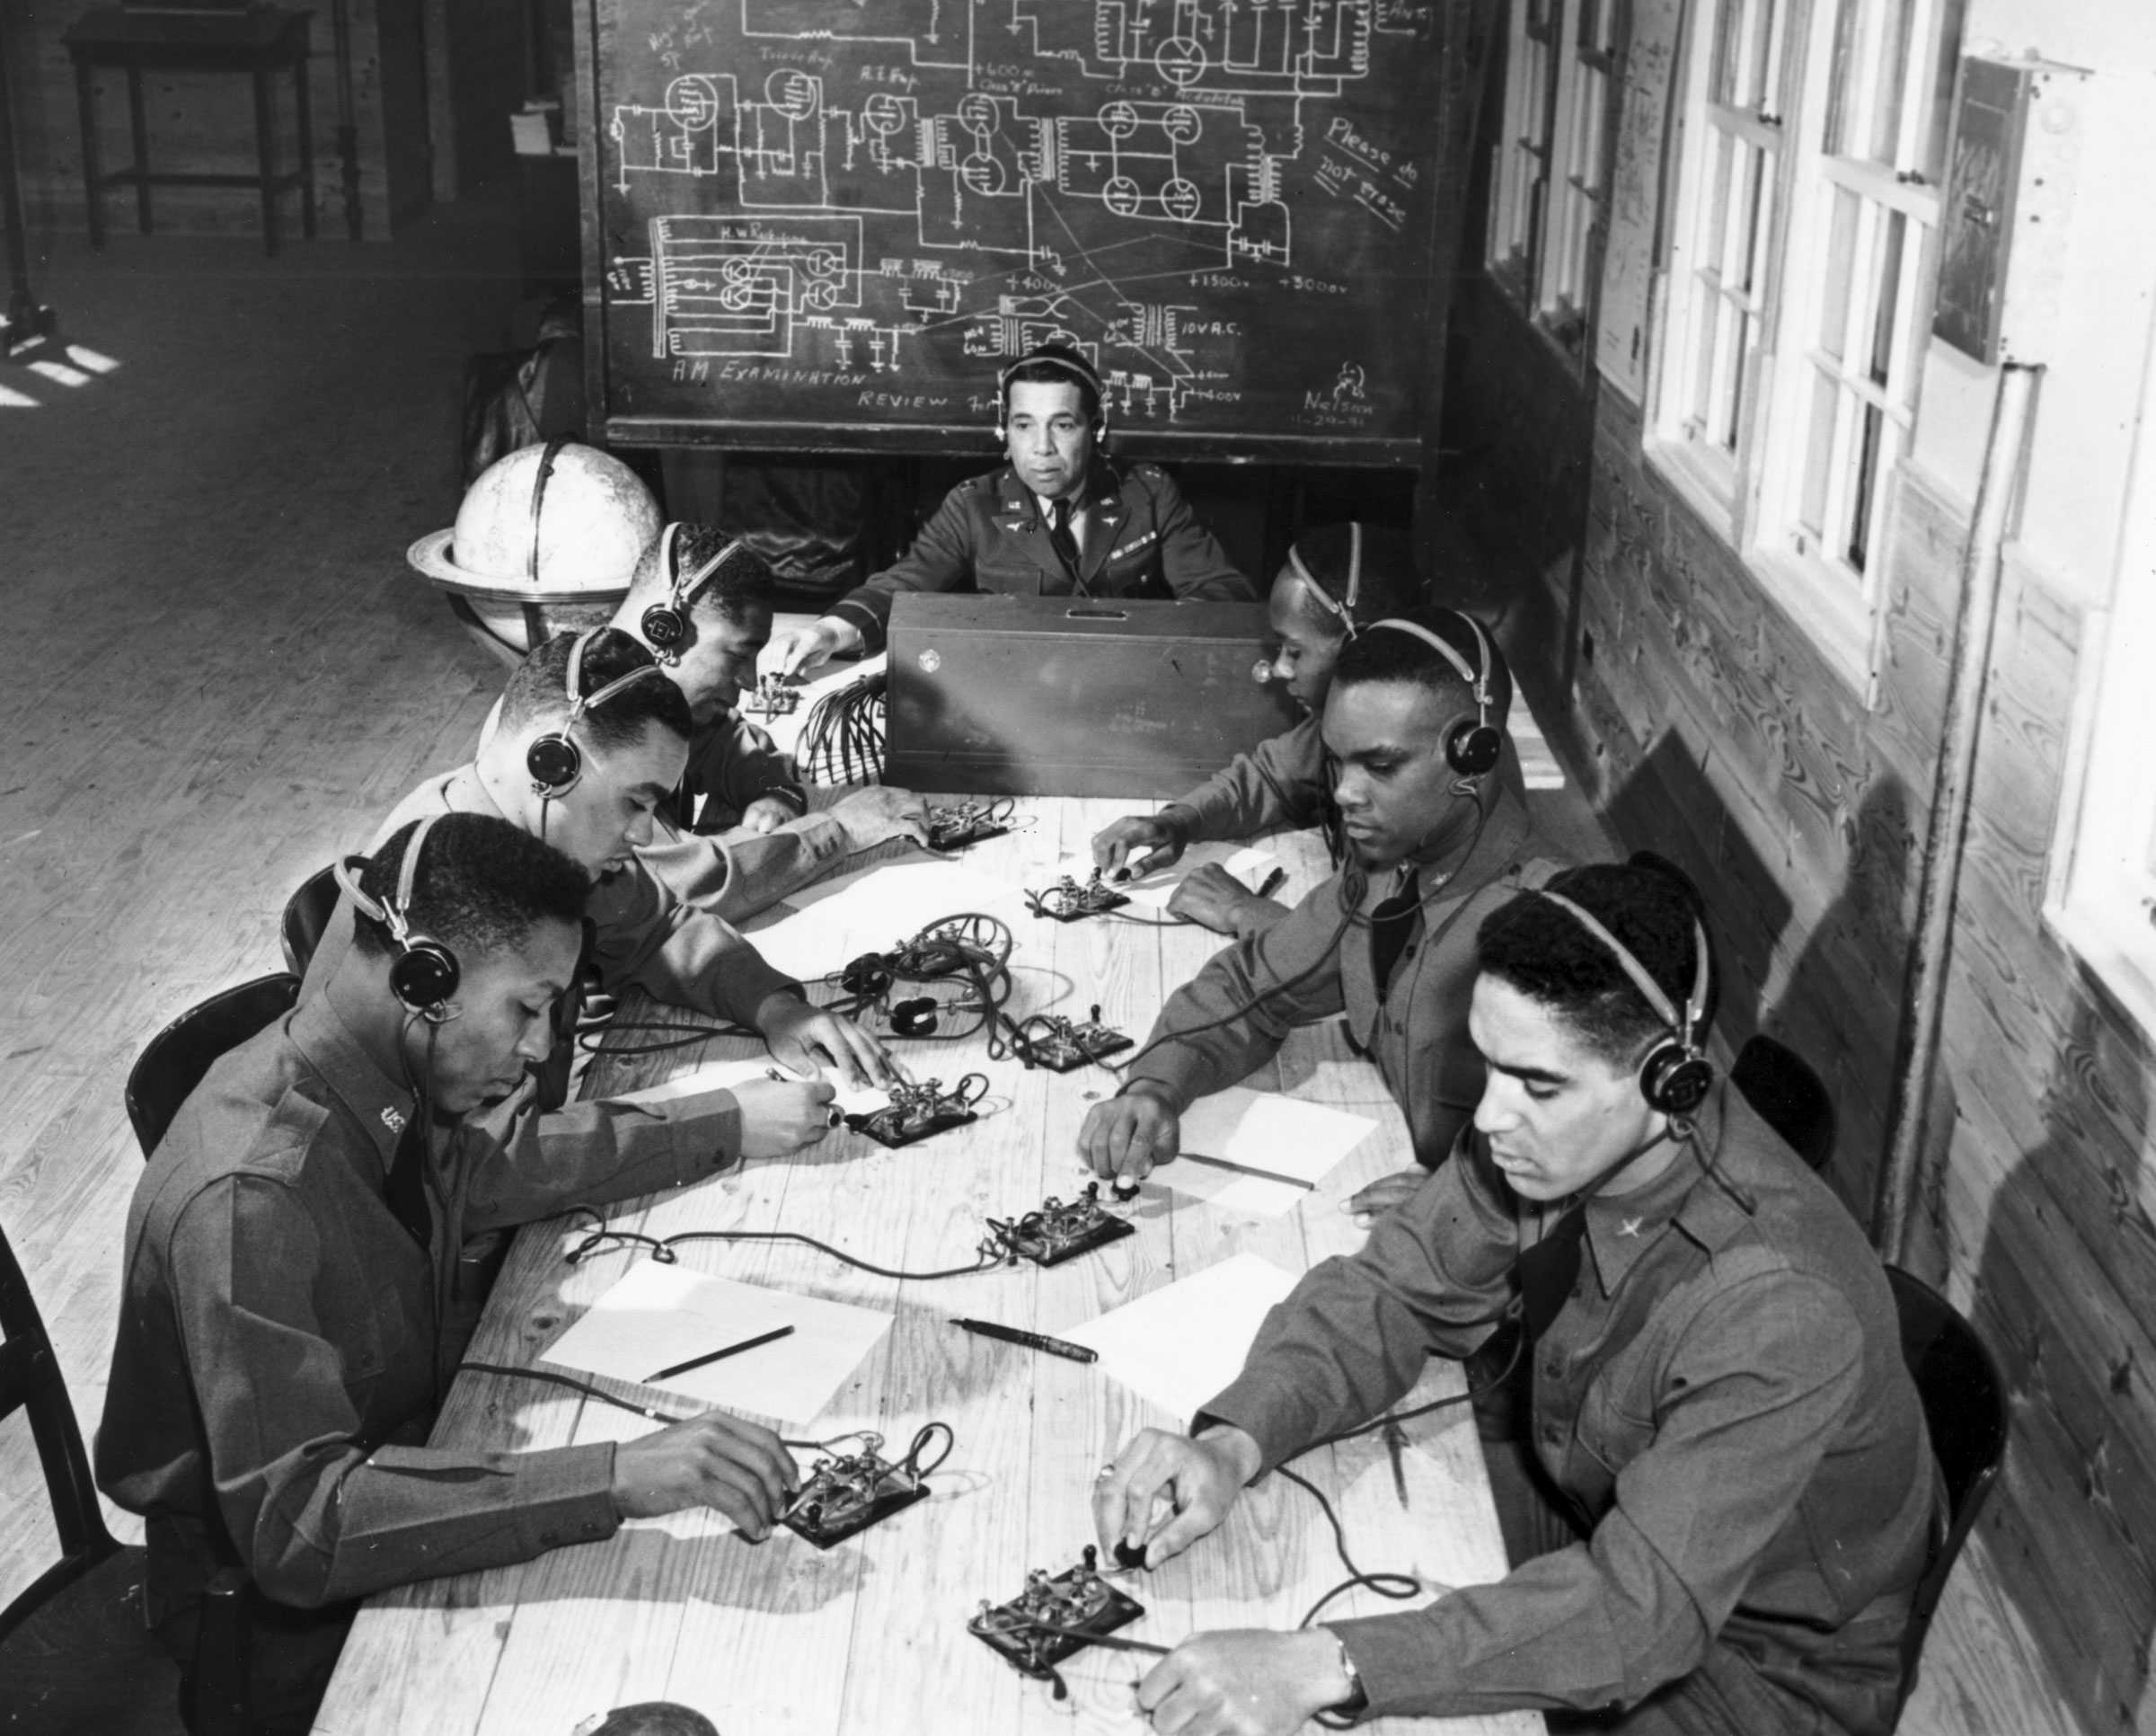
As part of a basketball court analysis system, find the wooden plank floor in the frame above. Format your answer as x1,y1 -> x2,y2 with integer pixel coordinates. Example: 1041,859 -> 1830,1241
0,211 -> 2081,1735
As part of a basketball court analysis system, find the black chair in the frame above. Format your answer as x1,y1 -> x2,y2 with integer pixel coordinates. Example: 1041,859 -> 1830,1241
124,974 -> 301,1160
1885,1264 -> 2010,1720
0,1218 -> 247,1734
278,864 -> 340,977
1731,1032 -> 1835,1173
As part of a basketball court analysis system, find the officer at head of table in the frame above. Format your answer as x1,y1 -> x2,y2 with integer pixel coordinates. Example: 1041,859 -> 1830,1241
303,626 -> 897,1174
1091,860 -> 1939,1736
1079,603 -> 1573,1221
97,815 -> 810,1736
1090,518 -> 1428,938
762,341 -> 1256,678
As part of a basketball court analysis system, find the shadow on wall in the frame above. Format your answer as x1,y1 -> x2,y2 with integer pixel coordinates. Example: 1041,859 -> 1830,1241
1598,730 -> 1789,1055
1769,770 -> 1922,1213
1596,733 -> 1925,1219
1967,985 -> 2156,1730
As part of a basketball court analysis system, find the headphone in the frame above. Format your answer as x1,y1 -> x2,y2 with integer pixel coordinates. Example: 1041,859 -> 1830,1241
526,630 -> 668,797
1287,522 -> 1366,639
1537,888 -> 1716,1117
334,812 -> 461,1020
640,523 -> 749,662
526,435 -> 573,585
996,346 -> 1109,445
1366,613 -> 1504,776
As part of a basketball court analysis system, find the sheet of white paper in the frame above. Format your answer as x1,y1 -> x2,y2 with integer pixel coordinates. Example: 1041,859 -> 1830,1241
609,1059 -> 885,1117
740,859 -> 1025,979
1061,1253 -> 1301,1422
608,1058 -> 774,1106
541,1260 -> 892,1423
781,857 -> 1020,923
1147,1156 -> 1315,1218
1169,1088 -> 1375,1195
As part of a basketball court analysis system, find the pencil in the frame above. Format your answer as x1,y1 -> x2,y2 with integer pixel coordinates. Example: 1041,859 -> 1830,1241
646,1323 -> 795,1383
1177,1150 -> 1316,1191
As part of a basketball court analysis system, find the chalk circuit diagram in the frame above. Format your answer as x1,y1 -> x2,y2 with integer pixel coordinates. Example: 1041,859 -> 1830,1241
599,0 -> 1434,422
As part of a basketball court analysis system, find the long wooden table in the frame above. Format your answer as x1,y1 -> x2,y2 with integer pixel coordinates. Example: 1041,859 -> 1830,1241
314,799 -> 1542,1736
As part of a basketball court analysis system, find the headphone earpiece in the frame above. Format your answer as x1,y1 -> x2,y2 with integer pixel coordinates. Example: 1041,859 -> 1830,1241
1537,889 -> 1715,1117
639,524 -> 746,665
889,996 -> 941,1037
526,630 -> 667,798
335,812 -> 462,1018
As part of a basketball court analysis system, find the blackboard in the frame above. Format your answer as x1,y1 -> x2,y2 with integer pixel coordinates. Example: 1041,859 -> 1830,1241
574,0 -> 1447,463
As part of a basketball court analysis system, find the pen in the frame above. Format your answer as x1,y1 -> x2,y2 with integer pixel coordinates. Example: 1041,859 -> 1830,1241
646,1323 -> 795,1383
1177,1150 -> 1317,1191
1254,867 -> 1287,899
951,1317 -> 1098,1363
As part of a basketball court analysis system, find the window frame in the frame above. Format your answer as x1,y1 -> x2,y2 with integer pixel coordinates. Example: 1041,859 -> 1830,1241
1645,0 -> 1959,691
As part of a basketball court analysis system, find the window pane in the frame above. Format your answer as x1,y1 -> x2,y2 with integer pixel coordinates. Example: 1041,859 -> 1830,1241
1869,210 -> 1906,387
1848,401 -> 1884,571
1823,0 -> 1860,155
1922,0 -> 1967,179
1711,0 -> 1742,105
1740,142 -> 1770,295
1747,0 -> 1781,111
1870,0 -> 1919,164
1818,186 -> 1859,360
1800,367 -> 1837,536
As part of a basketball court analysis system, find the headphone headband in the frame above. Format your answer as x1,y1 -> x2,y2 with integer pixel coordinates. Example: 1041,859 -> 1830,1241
528,631 -> 667,797
998,347 -> 1104,403
1367,613 -> 1492,709
562,629 -> 664,729
1535,886 -> 1714,1115
667,524 -> 745,614
1537,890 -> 1684,1032
334,812 -> 461,1016
1287,522 -> 1365,635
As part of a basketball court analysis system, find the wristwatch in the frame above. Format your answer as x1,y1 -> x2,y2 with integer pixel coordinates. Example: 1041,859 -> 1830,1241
1329,1630 -> 1369,1715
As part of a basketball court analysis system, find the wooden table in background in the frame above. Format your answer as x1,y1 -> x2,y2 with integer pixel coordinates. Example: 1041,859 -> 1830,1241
314,800 -> 1542,1736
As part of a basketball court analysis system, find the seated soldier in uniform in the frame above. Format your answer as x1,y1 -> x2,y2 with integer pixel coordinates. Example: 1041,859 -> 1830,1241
1078,604 -> 1570,1219
764,342 -> 1254,676
1090,861 -> 1939,1736
99,815 -> 811,1735
305,627 -> 893,1178
607,521 -> 930,919
1090,520 -> 1427,939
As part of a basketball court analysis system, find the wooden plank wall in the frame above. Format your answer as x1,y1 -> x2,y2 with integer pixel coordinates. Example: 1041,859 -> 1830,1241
1542,394 -> 2156,1732
1898,482 -> 2156,1731
1556,392 -> 1952,1222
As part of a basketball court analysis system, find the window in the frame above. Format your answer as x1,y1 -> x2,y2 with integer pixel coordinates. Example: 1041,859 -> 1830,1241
1489,0 -> 1557,297
1651,0 -> 1963,680
1544,1 -> 1620,331
1488,0 -> 1618,346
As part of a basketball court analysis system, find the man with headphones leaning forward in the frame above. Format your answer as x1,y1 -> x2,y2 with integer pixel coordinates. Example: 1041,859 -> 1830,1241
764,341 -> 1253,678
102,816 -> 804,1734
304,626 -> 890,1175
1089,860 -> 1938,1736
1079,603 -> 1569,1219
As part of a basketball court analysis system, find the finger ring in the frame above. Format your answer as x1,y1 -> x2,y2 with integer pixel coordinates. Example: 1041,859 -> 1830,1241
826,1107 -> 844,1128
1096,1461 -> 1118,1480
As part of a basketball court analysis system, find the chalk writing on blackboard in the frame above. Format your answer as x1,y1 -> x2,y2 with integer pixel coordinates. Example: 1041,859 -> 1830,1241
584,0 -> 1445,456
